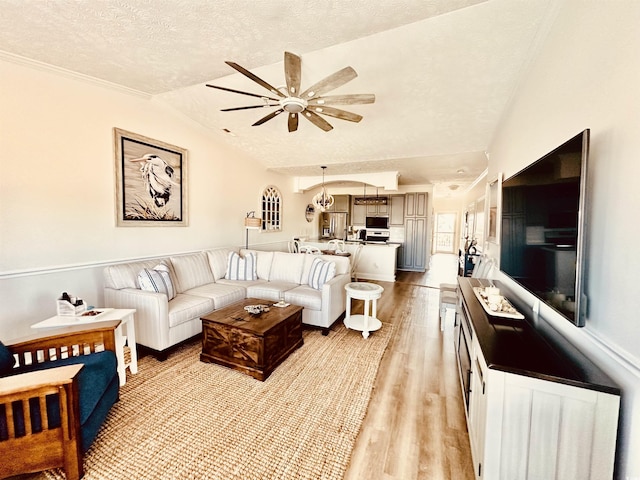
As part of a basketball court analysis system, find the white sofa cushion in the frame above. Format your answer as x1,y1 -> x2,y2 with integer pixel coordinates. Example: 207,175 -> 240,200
246,280 -> 300,302
240,249 -> 274,280
167,293 -> 214,328
285,285 -> 322,310
226,251 -> 257,281
206,247 -> 235,280
184,283 -> 246,310
104,258 -> 172,290
170,252 -> 215,293
268,252 -> 305,284
137,264 -> 176,300
307,258 -> 336,290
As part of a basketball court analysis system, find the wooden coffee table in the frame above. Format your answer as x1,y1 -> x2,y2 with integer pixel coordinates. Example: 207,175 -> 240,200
200,298 -> 303,381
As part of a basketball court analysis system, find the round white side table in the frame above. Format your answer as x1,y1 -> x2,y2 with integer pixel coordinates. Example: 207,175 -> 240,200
344,282 -> 384,338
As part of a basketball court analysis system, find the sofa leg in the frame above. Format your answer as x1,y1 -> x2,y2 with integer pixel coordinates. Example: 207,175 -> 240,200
321,328 -> 330,336
156,350 -> 170,362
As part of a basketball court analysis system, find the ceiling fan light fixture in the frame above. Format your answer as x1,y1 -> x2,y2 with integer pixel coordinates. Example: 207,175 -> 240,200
312,166 -> 335,212
281,97 -> 307,113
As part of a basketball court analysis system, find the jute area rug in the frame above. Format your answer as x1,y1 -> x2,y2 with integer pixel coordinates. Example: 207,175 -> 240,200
38,323 -> 393,480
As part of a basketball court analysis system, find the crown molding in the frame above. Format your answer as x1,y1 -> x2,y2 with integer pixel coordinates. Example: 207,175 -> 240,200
0,50 -> 151,99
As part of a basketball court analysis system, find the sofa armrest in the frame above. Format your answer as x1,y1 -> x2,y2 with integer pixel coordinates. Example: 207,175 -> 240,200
104,287 -> 170,351
321,273 -> 350,323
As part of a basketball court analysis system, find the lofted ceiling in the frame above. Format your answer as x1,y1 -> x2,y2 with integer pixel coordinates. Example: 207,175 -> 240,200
0,0 -> 556,196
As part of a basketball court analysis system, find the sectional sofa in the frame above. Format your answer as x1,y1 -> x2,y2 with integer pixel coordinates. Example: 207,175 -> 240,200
103,248 -> 351,358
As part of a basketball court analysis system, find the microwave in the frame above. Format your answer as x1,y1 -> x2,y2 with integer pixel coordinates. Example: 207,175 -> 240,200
366,216 -> 389,229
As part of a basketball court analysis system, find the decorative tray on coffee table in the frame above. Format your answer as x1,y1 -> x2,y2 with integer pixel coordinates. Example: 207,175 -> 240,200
473,287 -> 524,320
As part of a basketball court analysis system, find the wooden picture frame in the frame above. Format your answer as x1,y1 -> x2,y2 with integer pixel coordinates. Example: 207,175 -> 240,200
114,128 -> 188,226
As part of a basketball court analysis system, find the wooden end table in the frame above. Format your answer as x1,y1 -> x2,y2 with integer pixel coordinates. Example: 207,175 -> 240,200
200,299 -> 303,381
31,308 -> 138,386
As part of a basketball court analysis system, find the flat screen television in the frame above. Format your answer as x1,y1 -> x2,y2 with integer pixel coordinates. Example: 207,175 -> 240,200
500,129 -> 589,326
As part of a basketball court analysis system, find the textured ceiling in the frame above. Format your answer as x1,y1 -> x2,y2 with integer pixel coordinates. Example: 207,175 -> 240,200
0,0 -> 556,195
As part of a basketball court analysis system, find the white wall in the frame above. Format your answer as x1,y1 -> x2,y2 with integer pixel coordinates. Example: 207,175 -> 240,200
484,2 -> 640,477
0,59 -> 313,340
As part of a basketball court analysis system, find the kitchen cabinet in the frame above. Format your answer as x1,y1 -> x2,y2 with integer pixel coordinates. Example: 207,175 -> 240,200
366,201 -> 388,215
351,202 -> 366,226
326,194 -> 350,213
389,195 -> 404,226
457,278 -> 620,480
398,192 -> 428,271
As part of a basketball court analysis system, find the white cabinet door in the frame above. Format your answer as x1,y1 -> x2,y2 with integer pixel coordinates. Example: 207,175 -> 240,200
477,370 -> 620,480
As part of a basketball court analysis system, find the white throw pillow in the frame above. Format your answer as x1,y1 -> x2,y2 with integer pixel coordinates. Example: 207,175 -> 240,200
308,258 -> 336,290
226,252 -> 257,281
137,264 -> 176,300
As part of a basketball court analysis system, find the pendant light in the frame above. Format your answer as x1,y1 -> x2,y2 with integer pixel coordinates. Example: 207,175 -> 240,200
312,166 -> 335,212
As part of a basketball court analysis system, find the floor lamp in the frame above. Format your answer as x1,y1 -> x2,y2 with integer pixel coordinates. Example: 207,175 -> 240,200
244,213 -> 261,249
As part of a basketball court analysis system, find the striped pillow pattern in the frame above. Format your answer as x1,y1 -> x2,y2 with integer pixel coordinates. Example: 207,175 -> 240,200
137,264 -> 176,300
226,252 -> 257,281
308,258 -> 336,290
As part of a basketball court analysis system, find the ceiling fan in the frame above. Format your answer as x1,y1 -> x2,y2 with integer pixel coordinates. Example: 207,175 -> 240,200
206,52 -> 375,132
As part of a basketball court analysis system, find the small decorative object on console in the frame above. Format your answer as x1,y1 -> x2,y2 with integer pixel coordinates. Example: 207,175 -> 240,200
473,287 -> 524,319
56,291 -> 87,316
244,305 -> 270,315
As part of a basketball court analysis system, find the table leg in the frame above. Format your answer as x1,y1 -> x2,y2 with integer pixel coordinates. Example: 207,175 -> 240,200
345,292 -> 352,326
114,325 -> 127,386
362,298 -> 370,339
124,314 -> 138,375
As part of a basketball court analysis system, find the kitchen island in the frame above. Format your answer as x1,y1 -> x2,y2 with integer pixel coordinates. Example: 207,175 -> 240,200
301,240 -> 399,282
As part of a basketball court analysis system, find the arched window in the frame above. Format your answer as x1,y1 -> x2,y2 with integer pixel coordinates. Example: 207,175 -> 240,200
261,186 -> 282,231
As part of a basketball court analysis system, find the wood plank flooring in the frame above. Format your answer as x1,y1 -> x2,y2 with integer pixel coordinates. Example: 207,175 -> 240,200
344,261 -> 474,480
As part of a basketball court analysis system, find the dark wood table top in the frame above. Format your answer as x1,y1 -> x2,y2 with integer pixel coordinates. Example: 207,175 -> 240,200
200,298 -> 303,335
458,277 -> 619,395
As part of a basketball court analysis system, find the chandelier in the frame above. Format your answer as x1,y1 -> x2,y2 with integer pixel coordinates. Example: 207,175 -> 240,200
312,166 -> 335,212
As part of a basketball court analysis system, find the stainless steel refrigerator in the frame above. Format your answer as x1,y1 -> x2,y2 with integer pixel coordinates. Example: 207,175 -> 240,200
320,212 -> 349,240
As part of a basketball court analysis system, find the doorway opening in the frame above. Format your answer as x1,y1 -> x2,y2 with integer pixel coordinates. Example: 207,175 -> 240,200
433,212 -> 457,254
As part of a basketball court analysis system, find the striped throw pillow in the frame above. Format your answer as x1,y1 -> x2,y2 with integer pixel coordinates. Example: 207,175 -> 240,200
308,257 -> 336,290
226,252 -> 257,281
137,264 -> 176,300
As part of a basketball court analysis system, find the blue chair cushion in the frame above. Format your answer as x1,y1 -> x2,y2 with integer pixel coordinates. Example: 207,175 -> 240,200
0,351 -> 118,451
23,351 -> 117,425
0,341 -> 15,376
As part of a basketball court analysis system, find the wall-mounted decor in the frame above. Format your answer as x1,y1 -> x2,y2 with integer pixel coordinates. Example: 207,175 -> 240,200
486,173 -> 502,244
305,204 -> 315,222
261,185 -> 282,231
114,128 -> 188,226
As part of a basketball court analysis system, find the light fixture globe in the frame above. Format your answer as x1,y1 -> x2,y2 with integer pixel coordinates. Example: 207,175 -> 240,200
280,97 -> 307,114
312,166 -> 335,212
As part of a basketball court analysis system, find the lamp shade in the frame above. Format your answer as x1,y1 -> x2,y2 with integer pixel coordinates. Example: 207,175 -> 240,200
244,217 -> 262,229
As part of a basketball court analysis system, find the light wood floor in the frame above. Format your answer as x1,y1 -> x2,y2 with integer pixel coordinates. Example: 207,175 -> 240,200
344,256 -> 475,480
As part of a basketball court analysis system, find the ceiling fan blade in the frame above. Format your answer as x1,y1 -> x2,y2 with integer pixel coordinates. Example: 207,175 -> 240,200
300,66 -> 358,99
288,113 -> 299,132
307,94 -> 375,106
225,61 -> 286,98
301,110 -> 334,132
221,104 -> 279,112
252,108 -> 284,126
284,52 -> 302,97
206,84 -> 280,102
308,105 -> 363,123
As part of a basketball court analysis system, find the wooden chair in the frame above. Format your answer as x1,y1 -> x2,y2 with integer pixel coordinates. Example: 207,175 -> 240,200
0,320 -> 120,480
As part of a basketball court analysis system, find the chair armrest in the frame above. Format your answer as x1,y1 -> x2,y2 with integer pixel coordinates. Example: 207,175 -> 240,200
6,320 -> 120,370
0,364 -> 83,397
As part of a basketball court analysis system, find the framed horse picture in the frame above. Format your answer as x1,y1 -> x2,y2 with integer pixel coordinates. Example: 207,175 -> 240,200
114,128 -> 188,226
